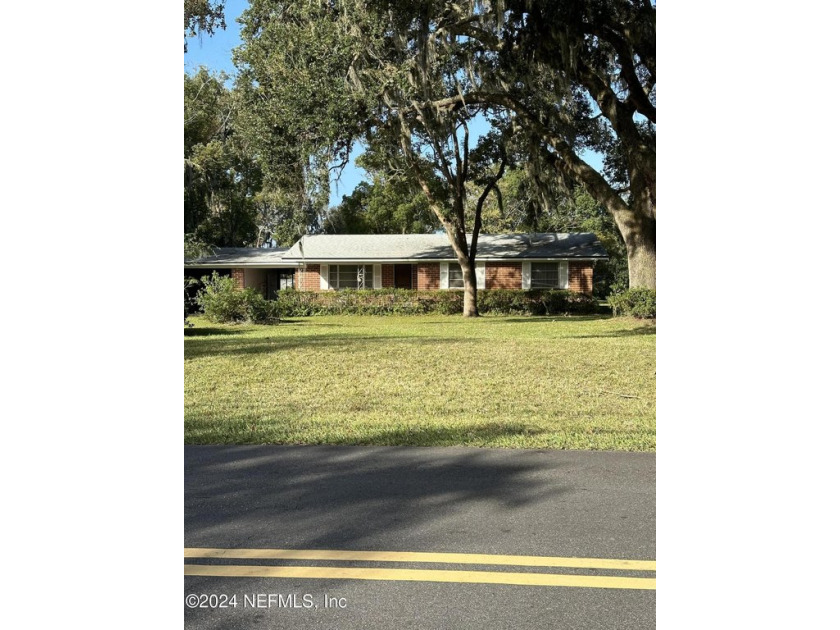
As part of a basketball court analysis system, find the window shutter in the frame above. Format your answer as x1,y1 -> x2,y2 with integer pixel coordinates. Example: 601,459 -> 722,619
476,261 -> 486,289
558,261 -> 569,289
320,264 -> 329,290
373,264 -> 382,289
521,261 -> 531,289
439,262 -> 449,289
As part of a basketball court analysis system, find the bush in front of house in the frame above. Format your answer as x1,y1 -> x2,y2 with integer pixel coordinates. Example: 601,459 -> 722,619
271,289 -> 429,316
607,287 -> 656,319
478,289 -> 598,315
245,293 -> 285,324
184,277 -> 198,327
195,282 -> 599,322
267,289 -> 596,317
196,271 -> 263,323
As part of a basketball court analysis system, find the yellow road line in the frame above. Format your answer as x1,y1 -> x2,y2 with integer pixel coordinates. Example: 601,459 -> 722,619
184,548 -> 655,572
184,564 -> 655,590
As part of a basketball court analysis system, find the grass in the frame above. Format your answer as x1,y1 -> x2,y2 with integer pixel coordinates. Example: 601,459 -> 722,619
185,314 -> 655,451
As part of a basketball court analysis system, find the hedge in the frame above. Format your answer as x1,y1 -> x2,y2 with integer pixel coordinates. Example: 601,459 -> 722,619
194,278 -> 599,323
606,288 -> 656,319
254,289 -> 598,320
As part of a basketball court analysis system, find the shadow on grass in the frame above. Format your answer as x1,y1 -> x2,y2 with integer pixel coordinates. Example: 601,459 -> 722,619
497,315 -> 613,323
572,326 -> 656,339
332,422 -> 542,447
184,334 -> 477,359
185,422 -> 542,448
184,327 -> 246,337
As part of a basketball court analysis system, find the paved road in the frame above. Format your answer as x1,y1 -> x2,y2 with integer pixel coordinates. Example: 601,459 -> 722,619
185,445 -> 655,629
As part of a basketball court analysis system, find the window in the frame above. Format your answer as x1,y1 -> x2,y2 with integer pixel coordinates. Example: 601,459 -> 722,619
448,263 -> 464,288
329,265 -> 373,289
531,263 -> 559,289
277,270 -> 295,290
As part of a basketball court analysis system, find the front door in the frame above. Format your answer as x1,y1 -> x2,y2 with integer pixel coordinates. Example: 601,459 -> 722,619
394,264 -> 412,289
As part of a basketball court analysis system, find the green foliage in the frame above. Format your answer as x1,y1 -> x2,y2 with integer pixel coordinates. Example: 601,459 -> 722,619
184,65 -> 322,249
546,188 -> 629,298
325,177 -> 436,235
231,0 -> 655,288
184,277 -> 199,327
196,272 -> 256,323
272,289 -> 438,316
607,288 -> 656,319
478,290 -> 599,316
184,68 -> 268,248
183,234 -> 213,260
184,1 -> 226,51
250,289 -> 596,318
245,293 -> 285,324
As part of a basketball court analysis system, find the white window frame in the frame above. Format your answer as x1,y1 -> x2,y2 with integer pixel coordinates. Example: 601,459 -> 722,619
529,261 -> 570,289
440,262 -> 485,290
328,264 -> 375,290
448,263 -> 464,289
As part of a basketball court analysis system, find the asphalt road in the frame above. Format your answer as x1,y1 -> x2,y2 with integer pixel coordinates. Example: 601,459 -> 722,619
185,445 -> 655,629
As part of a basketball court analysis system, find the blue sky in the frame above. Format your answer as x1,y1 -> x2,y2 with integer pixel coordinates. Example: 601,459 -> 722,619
185,0 -> 369,206
184,0 -> 603,208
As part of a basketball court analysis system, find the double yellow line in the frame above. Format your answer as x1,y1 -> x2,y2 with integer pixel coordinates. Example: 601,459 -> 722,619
184,548 -> 656,590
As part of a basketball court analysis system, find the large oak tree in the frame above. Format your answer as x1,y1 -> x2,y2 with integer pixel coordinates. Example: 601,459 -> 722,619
236,1 -> 509,315
233,0 -> 655,309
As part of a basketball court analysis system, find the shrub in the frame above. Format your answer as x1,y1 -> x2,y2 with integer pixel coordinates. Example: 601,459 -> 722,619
245,293 -> 284,324
477,289 -> 598,315
607,288 -> 656,319
196,272 -> 255,323
195,283 -> 599,321
264,289 -> 595,318
184,277 -> 198,327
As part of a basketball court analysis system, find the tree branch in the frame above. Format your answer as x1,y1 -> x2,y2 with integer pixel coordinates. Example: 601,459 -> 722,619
471,149 -> 507,262
588,24 -> 656,123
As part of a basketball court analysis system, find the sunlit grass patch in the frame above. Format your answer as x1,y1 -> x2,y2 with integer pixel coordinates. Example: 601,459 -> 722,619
185,315 -> 655,450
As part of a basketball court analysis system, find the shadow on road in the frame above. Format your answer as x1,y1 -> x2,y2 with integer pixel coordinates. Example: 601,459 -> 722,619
185,445 -> 566,550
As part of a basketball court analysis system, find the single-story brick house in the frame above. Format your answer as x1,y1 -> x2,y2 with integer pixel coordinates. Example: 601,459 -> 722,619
184,233 -> 608,297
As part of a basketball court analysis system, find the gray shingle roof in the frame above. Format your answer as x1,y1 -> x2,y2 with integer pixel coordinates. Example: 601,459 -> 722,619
284,233 -> 607,260
184,234 -> 608,267
184,247 -> 291,266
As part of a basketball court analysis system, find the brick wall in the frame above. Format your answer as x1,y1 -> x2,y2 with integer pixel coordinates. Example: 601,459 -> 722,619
280,261 -> 591,293
231,268 -> 245,289
296,264 -> 323,291
382,264 -> 394,288
568,261 -> 594,294
417,262 -> 439,290
485,262 -> 522,289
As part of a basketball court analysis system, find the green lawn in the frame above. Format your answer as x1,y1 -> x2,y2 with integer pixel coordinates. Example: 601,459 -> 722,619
185,315 -> 655,450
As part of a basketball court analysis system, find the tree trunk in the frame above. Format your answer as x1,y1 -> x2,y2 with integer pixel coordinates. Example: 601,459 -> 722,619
462,262 -> 479,317
615,211 -> 656,290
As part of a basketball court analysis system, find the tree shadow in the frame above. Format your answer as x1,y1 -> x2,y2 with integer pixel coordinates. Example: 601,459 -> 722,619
184,327 -> 246,337
184,444 -> 568,552
497,315 -> 613,323
184,334 -> 477,359
572,326 -> 656,339
302,422 -> 543,448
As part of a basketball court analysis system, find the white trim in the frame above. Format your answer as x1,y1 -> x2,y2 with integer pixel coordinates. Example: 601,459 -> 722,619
183,263 -> 303,269
260,257 -> 604,264
319,264 -> 329,290
559,260 -> 569,289
184,257 -> 603,268
522,261 -> 531,289
476,261 -> 486,290
439,262 -> 449,289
